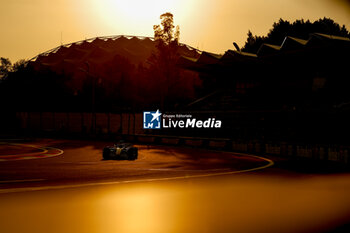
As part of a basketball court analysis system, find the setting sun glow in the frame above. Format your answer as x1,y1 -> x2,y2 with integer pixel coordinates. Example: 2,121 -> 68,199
0,0 -> 349,62
92,0 -> 178,29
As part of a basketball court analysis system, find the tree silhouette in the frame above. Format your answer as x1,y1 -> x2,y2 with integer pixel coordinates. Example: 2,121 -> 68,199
149,12 -> 181,109
12,59 -> 27,72
242,17 -> 350,53
0,57 -> 12,79
244,31 -> 266,55
152,12 -> 180,68
153,12 -> 180,45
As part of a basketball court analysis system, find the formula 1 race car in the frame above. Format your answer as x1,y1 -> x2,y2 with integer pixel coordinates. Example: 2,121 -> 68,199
103,142 -> 138,160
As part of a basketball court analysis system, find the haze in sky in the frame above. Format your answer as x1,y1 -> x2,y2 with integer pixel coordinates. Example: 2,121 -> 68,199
0,0 -> 349,62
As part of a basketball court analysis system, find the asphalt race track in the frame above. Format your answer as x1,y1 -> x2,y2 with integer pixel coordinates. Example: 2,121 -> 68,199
0,139 -> 272,191
1,138 -> 350,233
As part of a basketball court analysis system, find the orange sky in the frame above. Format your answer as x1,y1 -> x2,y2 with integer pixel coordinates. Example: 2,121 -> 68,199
0,0 -> 349,62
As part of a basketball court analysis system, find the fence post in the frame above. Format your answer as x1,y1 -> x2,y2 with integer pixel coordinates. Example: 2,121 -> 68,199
120,113 -> 123,135
67,112 -> 70,133
39,112 -> 43,132
81,112 -> 84,134
128,113 -> 131,135
52,112 -> 55,132
133,113 -> 136,135
27,112 -> 30,131
108,112 -> 111,134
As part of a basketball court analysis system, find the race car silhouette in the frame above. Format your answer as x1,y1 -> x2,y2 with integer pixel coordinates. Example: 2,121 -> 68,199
103,142 -> 138,160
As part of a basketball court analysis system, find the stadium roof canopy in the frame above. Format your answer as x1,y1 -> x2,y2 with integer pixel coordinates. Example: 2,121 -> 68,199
28,35 -> 201,79
30,35 -> 200,62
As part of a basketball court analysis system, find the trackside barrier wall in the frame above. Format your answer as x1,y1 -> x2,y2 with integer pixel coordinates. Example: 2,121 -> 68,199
133,135 -> 350,164
17,112 -> 143,135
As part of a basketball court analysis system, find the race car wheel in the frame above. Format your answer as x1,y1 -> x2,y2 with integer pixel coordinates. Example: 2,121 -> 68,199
103,148 -> 111,160
128,147 -> 138,160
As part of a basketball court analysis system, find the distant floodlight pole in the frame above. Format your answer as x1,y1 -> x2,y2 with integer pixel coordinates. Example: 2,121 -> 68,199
233,42 -> 240,52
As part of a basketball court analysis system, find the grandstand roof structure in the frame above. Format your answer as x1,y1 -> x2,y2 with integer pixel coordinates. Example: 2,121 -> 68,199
28,35 -> 201,80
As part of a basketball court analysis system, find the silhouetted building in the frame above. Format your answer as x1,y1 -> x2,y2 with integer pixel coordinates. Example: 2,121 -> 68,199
179,33 -> 350,111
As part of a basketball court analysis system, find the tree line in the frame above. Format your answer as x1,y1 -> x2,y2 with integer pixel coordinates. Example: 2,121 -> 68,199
242,17 -> 350,53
